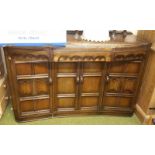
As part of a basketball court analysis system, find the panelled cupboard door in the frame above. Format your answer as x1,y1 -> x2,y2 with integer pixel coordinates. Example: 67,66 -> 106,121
102,60 -> 143,110
8,51 -> 52,118
79,62 -> 104,111
55,62 -> 79,112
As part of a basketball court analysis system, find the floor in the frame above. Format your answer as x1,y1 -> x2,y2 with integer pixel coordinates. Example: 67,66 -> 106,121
0,104 -> 141,125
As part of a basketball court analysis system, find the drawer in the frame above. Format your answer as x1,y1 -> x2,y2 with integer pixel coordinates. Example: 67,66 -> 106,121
0,93 -> 8,118
0,79 -> 8,100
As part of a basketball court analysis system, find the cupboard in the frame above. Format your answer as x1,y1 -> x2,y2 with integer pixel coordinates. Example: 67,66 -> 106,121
4,42 -> 151,122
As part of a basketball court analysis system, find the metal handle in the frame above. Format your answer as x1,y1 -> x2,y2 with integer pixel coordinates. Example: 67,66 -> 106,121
76,76 -> 80,84
5,96 -> 8,100
8,57 -> 11,60
80,75 -> 84,83
3,84 -> 7,88
106,75 -> 110,81
49,77 -> 53,84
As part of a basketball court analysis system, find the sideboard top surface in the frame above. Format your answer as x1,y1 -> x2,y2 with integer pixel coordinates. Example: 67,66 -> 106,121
3,41 -> 151,51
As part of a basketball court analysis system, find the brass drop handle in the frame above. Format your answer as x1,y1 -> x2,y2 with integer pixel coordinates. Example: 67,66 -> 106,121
5,96 -> 8,100
3,84 -> 7,88
8,57 -> 11,60
106,75 -> 110,81
76,76 -> 80,84
80,75 -> 84,83
49,77 -> 53,84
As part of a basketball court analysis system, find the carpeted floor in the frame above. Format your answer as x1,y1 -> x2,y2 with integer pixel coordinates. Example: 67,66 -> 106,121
0,103 -> 141,125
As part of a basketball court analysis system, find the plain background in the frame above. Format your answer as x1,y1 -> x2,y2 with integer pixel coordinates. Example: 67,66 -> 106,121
0,0 -> 155,155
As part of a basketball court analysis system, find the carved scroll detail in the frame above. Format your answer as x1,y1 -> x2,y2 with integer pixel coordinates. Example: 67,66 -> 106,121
114,53 -> 145,61
13,54 -> 49,61
57,55 -> 106,62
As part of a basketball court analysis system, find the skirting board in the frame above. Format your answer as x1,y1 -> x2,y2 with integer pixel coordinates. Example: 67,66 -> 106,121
135,104 -> 152,125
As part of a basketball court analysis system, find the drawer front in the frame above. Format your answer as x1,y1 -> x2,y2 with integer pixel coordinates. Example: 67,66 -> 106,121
54,52 -> 112,62
0,79 -> 7,100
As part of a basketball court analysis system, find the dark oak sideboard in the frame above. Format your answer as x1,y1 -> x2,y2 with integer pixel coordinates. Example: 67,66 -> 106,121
3,42 -> 151,122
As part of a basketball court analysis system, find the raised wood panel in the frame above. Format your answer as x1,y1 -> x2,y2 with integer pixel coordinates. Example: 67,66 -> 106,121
18,80 -> 33,97
57,77 -> 76,94
104,96 -> 131,108
83,62 -> 103,73
35,79 -> 49,95
16,63 -> 32,75
34,63 -> 49,74
36,99 -> 50,110
105,77 -> 137,94
105,78 -> 122,93
18,78 -> 49,97
124,62 -> 141,74
109,62 -> 124,73
20,99 -> 50,112
104,96 -> 119,107
57,62 -> 77,73
80,97 -> 99,107
57,98 -> 75,108
119,97 -> 131,107
20,100 -> 34,112
81,76 -> 101,93
123,78 -> 137,94
16,62 -> 49,75
109,61 -> 141,74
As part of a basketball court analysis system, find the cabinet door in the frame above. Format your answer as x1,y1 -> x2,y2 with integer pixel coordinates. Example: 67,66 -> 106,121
8,52 -> 52,119
54,62 -> 79,113
79,62 -> 104,111
102,61 -> 143,111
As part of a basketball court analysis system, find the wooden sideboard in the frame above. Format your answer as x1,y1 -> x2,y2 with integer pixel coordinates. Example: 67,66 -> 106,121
3,42 -> 151,122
